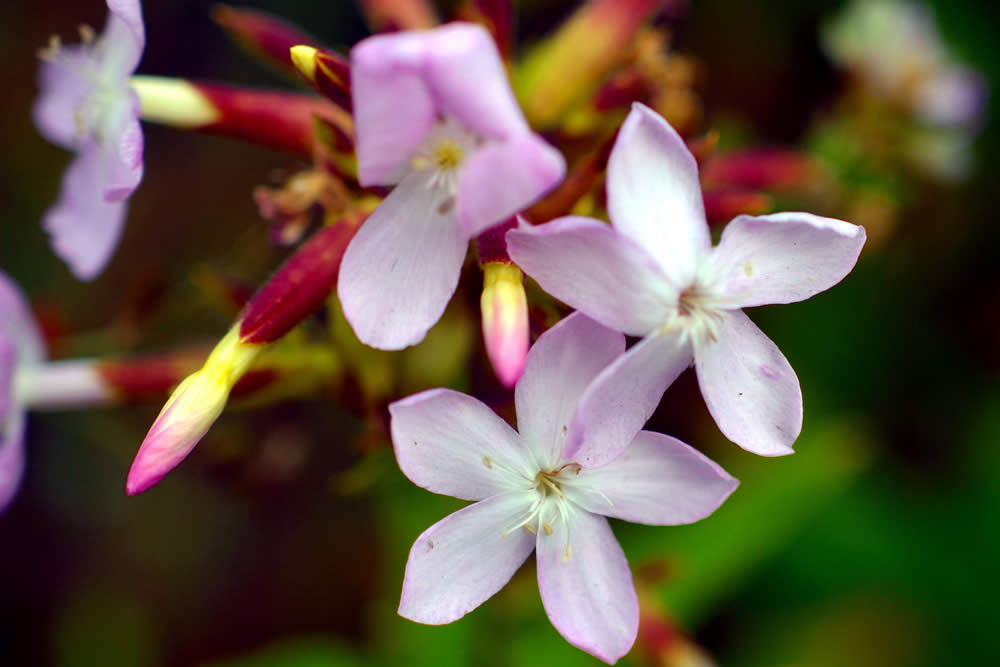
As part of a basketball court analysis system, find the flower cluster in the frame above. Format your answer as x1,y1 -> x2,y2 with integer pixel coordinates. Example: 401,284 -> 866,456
5,1 -> 883,663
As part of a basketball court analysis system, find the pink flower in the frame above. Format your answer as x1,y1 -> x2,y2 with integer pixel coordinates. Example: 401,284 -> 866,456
338,23 -> 566,349
508,104 -> 866,463
390,313 -> 736,663
33,0 -> 145,280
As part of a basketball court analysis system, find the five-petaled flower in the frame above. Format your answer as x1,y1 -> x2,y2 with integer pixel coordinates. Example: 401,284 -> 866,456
508,103 -> 866,464
390,313 -> 737,664
338,22 -> 566,350
33,0 -> 145,280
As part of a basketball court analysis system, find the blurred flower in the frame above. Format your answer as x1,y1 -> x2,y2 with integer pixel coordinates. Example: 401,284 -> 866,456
508,104 -> 866,461
1,272 -> 111,510
33,0 -> 145,280
390,313 -> 736,664
823,0 -> 986,128
337,23 -> 565,350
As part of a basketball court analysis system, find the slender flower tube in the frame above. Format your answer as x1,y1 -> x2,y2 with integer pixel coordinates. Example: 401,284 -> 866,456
130,76 -> 352,160
508,104 -> 866,462
1,272 -> 111,511
338,23 -> 566,350
33,0 -> 145,280
126,217 -> 361,494
390,313 -> 737,663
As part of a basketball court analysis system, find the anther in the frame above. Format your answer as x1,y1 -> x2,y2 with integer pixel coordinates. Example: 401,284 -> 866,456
37,35 -> 62,62
79,24 -> 96,44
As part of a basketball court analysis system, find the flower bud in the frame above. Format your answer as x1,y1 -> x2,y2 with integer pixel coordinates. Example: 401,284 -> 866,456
289,45 -> 352,110
131,76 -> 352,159
481,263 -> 529,388
126,326 -> 262,495
517,0 -> 665,128
702,188 -> 773,226
212,5 -> 320,79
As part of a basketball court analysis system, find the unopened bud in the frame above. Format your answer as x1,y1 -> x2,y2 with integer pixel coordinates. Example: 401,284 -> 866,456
481,263 -> 529,388
702,149 -> 817,191
212,5 -> 320,80
132,75 -> 352,159
126,326 -> 262,495
290,45 -> 352,110
517,0 -> 665,128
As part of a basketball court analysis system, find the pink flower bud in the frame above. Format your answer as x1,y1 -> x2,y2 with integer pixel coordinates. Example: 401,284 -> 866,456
480,262 -> 529,388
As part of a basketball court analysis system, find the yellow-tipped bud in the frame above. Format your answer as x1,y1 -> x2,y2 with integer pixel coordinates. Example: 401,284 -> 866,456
130,75 -> 221,127
290,45 -> 318,82
481,263 -> 530,388
125,325 -> 263,495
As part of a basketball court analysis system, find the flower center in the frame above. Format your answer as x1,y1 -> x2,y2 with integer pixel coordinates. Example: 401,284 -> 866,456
661,282 -> 729,351
408,117 -> 481,205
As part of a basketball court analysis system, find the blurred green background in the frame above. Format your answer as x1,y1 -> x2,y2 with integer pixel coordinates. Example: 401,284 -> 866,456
2,0 -> 999,665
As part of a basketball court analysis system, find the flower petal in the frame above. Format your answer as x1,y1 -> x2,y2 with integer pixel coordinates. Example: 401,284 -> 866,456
456,134 -> 565,238
606,103 -> 710,286
536,506 -> 638,664
337,173 -> 468,350
565,331 -> 693,469
399,491 -> 537,624
350,32 -> 436,185
0,408 -> 27,513
0,272 -> 45,364
104,108 -> 144,201
695,309 -> 801,456
506,217 -> 675,336
105,0 -> 146,73
390,388 -> 534,501
33,46 -> 96,150
515,313 -> 624,470
569,430 -> 737,525
424,23 -> 529,140
711,212 -> 866,308
43,144 -> 129,280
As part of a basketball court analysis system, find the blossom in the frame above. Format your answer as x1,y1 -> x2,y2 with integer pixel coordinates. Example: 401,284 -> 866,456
33,0 -> 145,280
337,23 -> 566,350
390,313 -> 737,663
507,104 -> 866,462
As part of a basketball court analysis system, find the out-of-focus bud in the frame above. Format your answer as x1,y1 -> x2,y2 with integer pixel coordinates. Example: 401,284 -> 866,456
702,188 -> 774,226
131,75 -> 353,159
481,263 -> 529,388
702,149 -> 818,191
289,45 -> 352,110
517,0 -> 666,128
635,593 -> 717,667
212,5 -> 321,79
454,0 -> 515,59
126,325 -> 262,495
14,360 -> 114,410
357,0 -> 439,32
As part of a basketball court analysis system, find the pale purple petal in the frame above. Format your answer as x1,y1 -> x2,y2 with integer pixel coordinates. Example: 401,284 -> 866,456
399,491 -> 537,624
423,23 -> 529,140
0,271 -> 46,363
337,173 -> 468,349
105,0 -> 146,72
507,217 -> 675,336
0,410 -> 27,513
456,135 -> 565,238
43,143 -> 129,281
569,431 -> 737,525
695,310 -> 801,456
710,213 -> 866,308
515,313 -> 624,470
565,331 -> 693,469
351,32 -> 436,186
33,47 -> 96,150
390,388 -> 534,501
606,103 -> 710,286
104,106 -> 144,201
536,506 -> 638,664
